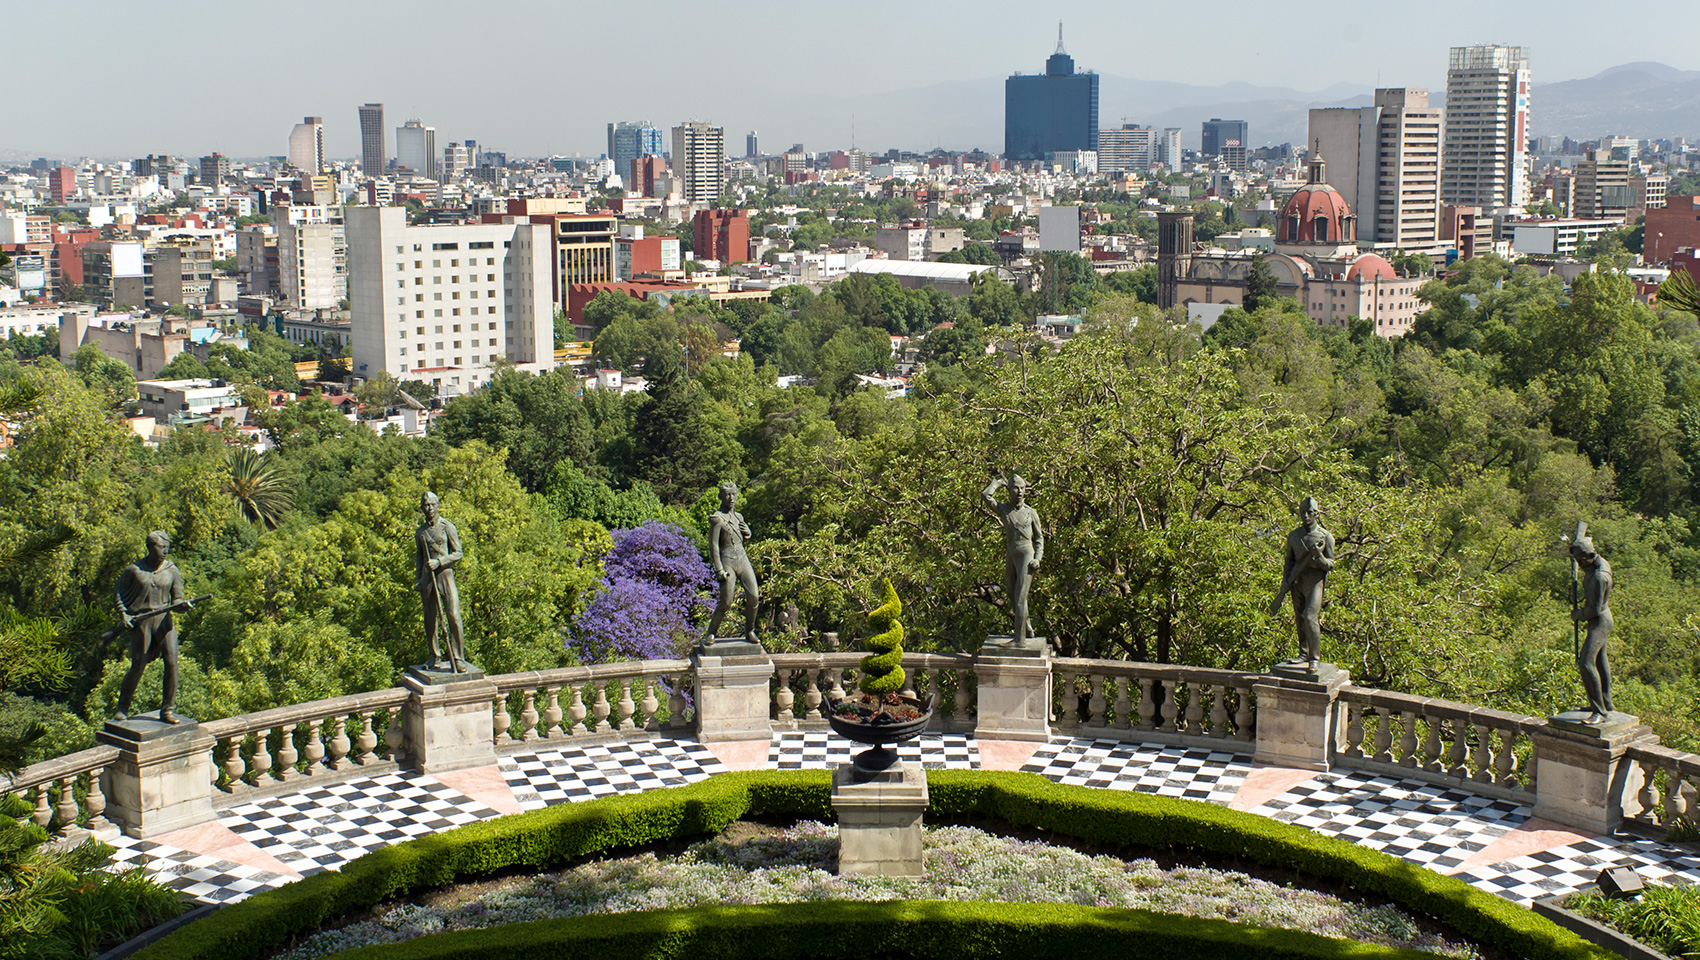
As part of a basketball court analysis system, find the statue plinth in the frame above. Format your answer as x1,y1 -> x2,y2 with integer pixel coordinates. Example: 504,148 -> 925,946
400,669 -> 497,774
98,717 -> 215,838
695,639 -> 766,659
1267,659 -> 1345,684
973,634 -> 1051,742
1532,710 -> 1657,833
1253,665 -> 1351,772
692,642 -> 773,742
980,634 -> 1047,658
405,663 -> 487,685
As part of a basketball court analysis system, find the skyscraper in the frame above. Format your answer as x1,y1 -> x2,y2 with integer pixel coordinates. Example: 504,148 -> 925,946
671,121 -> 726,204
1442,44 -> 1531,211
1159,128 -> 1182,172
288,117 -> 324,173
1200,119 -> 1248,158
746,131 -> 759,158
359,103 -> 386,174
1097,124 -> 1157,173
1309,88 -> 1442,247
1004,24 -> 1099,163
396,119 -> 437,178
607,122 -> 663,184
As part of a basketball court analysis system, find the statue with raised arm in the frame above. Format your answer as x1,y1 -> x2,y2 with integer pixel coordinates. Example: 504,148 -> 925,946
115,531 -> 202,723
416,491 -> 468,672
1569,532 -> 1615,723
703,481 -> 760,646
982,472 -> 1044,646
1269,496 -> 1335,670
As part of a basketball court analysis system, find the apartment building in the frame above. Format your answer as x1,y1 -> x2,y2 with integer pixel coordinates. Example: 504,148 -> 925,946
1309,88 -> 1442,248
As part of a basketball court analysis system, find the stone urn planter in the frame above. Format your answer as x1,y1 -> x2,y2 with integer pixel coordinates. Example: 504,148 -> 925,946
827,692 -> 936,773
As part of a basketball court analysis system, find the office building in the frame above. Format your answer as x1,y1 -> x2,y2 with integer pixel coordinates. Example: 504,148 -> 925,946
1004,24 -> 1099,163
1201,119 -> 1248,158
672,121 -> 726,204
615,228 -> 682,280
150,238 -> 217,307
345,206 -> 554,397
693,209 -> 749,263
199,152 -> 231,185
49,167 -> 77,202
1573,150 -> 1632,221
82,241 -> 146,309
288,116 -> 324,173
1159,128 -> 1182,172
607,122 -> 663,182
359,103 -> 385,173
396,119 -> 438,178
1442,44 -> 1531,211
443,142 -> 472,182
631,155 -> 667,198
746,131 -> 759,158
1308,88 -> 1442,248
1098,124 -> 1157,173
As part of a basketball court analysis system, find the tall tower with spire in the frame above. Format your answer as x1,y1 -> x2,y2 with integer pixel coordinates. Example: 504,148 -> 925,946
1004,24 -> 1099,163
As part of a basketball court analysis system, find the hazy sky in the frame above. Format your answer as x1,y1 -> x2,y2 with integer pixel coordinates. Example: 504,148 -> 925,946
5,0 -> 1692,161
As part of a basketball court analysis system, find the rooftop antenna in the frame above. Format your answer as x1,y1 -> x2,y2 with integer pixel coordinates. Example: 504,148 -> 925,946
1055,21 -> 1066,55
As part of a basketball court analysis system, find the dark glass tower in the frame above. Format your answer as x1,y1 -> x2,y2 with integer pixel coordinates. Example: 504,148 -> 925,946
1004,25 -> 1099,163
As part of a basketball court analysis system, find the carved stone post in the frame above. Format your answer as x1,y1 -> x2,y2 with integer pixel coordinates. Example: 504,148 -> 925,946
1253,668 -> 1350,772
972,635 -> 1051,742
401,667 -> 497,774
692,641 -> 773,742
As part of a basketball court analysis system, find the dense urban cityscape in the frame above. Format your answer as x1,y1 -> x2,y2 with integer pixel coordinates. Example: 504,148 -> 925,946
6,15 -> 1700,960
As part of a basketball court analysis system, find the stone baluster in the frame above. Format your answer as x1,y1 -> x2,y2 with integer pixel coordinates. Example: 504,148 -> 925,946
1183,681 -> 1205,736
775,671 -> 796,722
1472,723 -> 1495,784
952,669 -> 971,721
544,687 -> 565,739
357,711 -> 379,765
642,680 -> 661,731
803,671 -> 822,721
1232,684 -> 1255,741
1342,702 -> 1366,758
1446,717 -> 1471,778
303,718 -> 326,777
666,678 -> 687,730
383,710 -> 404,762
1371,707 -> 1394,763
1397,710 -> 1419,767
592,680 -> 612,733
84,767 -> 111,833
827,669 -> 846,702
1158,680 -> 1179,734
220,736 -> 243,790
899,670 -> 916,701
1663,765 -> 1684,826
491,695 -> 511,744
1059,672 -> 1081,729
1208,684 -> 1229,739
1087,674 -> 1107,728
1114,677 -> 1132,730
249,730 -> 273,783
32,786 -> 50,828
54,777 -> 78,830
519,689 -> 540,742
277,723 -> 300,780
1635,757 -> 1660,822
1494,731 -> 1519,788
616,678 -> 636,731
569,686 -> 588,734
1684,770 -> 1700,822
1420,715 -> 1443,773
328,715 -> 352,771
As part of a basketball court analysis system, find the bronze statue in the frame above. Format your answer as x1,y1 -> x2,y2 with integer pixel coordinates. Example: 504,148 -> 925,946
982,473 -> 1044,645
1570,533 -> 1615,723
704,481 -> 759,645
416,491 -> 468,672
1270,497 -> 1335,669
115,531 -> 200,723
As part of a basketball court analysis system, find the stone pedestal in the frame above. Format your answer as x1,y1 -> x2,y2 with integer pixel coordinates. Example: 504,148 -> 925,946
98,718 -> 216,839
973,635 -> 1051,742
1532,711 -> 1657,833
831,763 -> 929,877
1253,665 -> 1349,771
402,667 -> 497,774
693,643 -> 773,742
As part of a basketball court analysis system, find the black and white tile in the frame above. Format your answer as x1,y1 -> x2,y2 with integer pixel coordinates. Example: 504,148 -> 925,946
1251,771 -> 1530,872
769,731 -> 979,770
499,737 -> 728,809
106,839 -> 296,904
1021,738 -> 1255,805
1460,834 -> 1700,904
219,773 -> 500,874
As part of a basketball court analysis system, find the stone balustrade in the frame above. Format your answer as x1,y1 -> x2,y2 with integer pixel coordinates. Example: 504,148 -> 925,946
1334,687 -> 1540,802
4,650 -> 1689,840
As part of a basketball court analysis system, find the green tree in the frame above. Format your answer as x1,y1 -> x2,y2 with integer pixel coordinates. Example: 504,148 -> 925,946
630,348 -> 742,504
1242,255 -> 1280,314
434,369 -> 594,492
155,352 -> 210,380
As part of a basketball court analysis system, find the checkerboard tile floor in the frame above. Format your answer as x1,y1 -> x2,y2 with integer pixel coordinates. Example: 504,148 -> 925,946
498,737 -> 728,809
1459,833 -> 1700,904
106,838 -> 296,904
1021,738 -> 1255,805
1250,771 -> 1531,873
770,731 -> 979,770
219,773 -> 501,874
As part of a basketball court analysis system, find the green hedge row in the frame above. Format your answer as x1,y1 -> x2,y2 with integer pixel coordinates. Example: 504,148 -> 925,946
129,769 -> 1623,960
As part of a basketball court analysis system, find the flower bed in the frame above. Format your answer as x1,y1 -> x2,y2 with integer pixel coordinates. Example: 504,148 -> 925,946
1565,887 -> 1695,958
272,822 -> 1478,959
129,770 -> 1622,960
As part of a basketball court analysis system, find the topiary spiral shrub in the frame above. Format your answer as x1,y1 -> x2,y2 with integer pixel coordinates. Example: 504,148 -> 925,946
858,578 -> 905,697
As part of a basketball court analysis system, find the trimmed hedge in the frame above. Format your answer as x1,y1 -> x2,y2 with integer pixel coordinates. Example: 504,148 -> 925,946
128,770 -> 1624,960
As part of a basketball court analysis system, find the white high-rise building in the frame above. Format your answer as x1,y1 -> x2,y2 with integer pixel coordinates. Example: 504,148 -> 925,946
1159,128 -> 1182,172
346,206 -> 554,398
671,121 -> 726,204
1309,88 -> 1442,248
274,204 -> 347,311
396,119 -> 437,178
288,116 -> 324,173
1442,44 -> 1531,211
1098,124 -> 1157,173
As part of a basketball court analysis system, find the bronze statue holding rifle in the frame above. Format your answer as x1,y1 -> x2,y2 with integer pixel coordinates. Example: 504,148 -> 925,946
416,491 -> 468,672
115,531 -> 208,723
1270,497 -> 1335,670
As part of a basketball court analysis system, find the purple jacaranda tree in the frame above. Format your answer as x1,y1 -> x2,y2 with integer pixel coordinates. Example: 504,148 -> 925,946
570,521 -> 712,663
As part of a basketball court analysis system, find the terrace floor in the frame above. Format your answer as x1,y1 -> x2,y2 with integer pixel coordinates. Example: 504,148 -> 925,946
105,731 -> 1700,909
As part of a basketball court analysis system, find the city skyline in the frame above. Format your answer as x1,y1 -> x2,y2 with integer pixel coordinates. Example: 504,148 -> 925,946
4,0 -> 1699,160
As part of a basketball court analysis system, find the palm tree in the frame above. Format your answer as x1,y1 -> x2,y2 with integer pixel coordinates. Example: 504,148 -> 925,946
225,447 -> 293,529
1660,269 -> 1700,315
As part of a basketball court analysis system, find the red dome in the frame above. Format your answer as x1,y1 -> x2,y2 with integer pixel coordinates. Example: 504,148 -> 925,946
1279,152 -> 1355,245
1345,254 -> 1395,282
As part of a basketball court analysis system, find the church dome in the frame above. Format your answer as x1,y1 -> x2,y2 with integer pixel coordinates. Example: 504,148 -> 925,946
1345,254 -> 1396,282
1279,152 -> 1355,245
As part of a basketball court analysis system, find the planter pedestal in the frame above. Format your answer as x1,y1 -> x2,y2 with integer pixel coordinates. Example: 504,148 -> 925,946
831,762 -> 929,877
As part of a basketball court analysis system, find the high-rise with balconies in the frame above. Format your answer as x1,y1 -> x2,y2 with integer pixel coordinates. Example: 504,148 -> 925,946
1442,44 -> 1530,211
671,121 -> 726,204
1309,88 -> 1442,248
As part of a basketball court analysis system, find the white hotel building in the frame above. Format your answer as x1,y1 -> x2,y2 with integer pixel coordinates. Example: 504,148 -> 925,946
347,206 -> 554,397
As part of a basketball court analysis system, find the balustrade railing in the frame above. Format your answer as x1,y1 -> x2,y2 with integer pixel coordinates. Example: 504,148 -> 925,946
0,744 -> 120,839
769,652 -> 977,730
203,688 -> 410,799
1625,743 -> 1700,830
1051,658 -> 1258,747
1333,687 -> 1538,799
489,660 -> 692,746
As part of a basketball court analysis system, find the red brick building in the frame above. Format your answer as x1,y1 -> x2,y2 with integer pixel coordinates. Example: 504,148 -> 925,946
1643,196 -> 1700,265
48,167 -> 77,203
630,155 -> 667,198
692,209 -> 748,264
